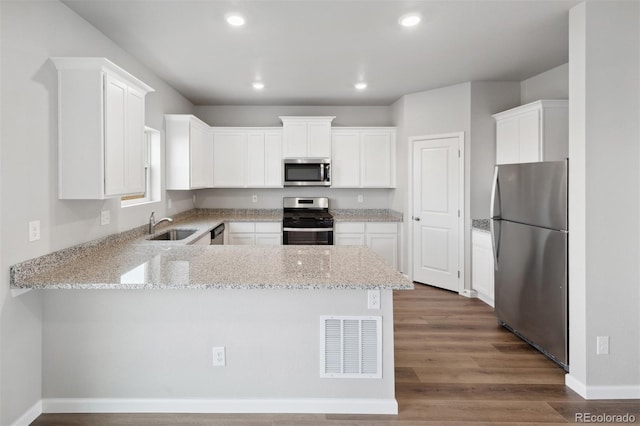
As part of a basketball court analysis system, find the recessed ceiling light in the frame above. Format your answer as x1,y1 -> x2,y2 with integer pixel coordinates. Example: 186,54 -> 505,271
399,14 -> 421,27
253,81 -> 264,90
226,14 -> 245,26
355,82 -> 367,90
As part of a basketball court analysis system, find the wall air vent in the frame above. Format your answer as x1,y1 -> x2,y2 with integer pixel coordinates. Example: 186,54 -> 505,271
320,316 -> 382,379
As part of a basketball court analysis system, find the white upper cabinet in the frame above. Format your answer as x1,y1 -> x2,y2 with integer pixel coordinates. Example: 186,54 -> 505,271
52,57 -> 154,199
493,100 -> 568,165
331,128 -> 396,188
211,128 -> 283,188
280,116 -> 335,158
165,115 -> 214,190
247,131 -> 283,187
212,130 -> 247,187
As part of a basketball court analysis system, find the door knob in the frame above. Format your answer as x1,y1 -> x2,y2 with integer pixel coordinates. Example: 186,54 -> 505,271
412,216 -> 421,221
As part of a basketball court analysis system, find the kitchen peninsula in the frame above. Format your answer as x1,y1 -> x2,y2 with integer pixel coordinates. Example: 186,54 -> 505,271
10,211 -> 412,415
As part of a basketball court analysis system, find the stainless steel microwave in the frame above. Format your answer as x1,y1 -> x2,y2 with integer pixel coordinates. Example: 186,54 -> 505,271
283,158 -> 331,186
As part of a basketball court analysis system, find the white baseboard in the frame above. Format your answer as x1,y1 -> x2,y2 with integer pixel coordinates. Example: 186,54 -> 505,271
10,400 -> 42,426
476,292 -> 494,308
460,289 -> 477,298
42,397 -> 398,415
566,374 -> 640,399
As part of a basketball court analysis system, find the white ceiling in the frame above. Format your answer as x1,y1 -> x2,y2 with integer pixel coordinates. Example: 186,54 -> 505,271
62,0 -> 578,106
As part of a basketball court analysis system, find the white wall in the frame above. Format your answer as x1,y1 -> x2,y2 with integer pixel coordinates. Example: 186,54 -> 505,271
568,1 -> 640,397
42,289 -> 395,403
469,81 -> 521,219
521,63 -> 569,105
0,2 -> 194,424
193,105 -> 392,127
392,83 -> 471,283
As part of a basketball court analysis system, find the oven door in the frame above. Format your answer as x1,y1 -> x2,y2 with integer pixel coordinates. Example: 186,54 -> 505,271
283,228 -> 334,245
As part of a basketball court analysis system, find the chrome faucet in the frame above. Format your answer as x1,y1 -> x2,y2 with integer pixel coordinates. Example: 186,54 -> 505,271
149,211 -> 173,234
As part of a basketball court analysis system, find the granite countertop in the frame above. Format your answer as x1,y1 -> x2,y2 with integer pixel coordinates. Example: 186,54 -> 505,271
11,209 -> 412,291
472,219 -> 490,232
331,209 -> 403,222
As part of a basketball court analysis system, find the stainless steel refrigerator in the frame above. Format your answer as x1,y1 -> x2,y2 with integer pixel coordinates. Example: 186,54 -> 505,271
490,159 -> 568,370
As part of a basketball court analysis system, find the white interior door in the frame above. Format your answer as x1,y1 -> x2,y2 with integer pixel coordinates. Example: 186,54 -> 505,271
412,135 -> 462,292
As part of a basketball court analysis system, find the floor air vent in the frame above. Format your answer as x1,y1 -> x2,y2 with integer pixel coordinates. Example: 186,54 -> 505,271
320,316 -> 382,378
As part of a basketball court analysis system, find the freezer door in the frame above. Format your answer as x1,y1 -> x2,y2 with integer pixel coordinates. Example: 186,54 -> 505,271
495,160 -> 567,231
494,220 -> 567,366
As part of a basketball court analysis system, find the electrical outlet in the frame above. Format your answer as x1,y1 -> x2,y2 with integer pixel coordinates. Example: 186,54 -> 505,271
100,210 -> 110,225
367,289 -> 381,309
357,194 -> 364,203
212,346 -> 226,366
193,194 -> 197,205
252,194 -> 258,203
597,336 -> 609,355
167,198 -> 172,210
28,220 -> 41,242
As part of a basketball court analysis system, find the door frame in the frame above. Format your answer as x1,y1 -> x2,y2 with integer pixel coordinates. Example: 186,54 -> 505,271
407,132 -> 465,294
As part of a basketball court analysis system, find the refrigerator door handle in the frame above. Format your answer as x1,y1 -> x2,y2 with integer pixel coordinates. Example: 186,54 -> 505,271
490,219 -> 501,270
490,166 -> 501,268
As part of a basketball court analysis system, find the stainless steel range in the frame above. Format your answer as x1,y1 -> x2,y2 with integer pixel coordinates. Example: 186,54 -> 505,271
282,197 -> 334,245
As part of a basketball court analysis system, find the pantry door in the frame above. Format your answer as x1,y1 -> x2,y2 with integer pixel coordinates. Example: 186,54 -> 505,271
411,133 -> 464,292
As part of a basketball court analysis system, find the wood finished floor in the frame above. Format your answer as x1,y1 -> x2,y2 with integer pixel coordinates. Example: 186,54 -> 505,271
32,284 -> 639,425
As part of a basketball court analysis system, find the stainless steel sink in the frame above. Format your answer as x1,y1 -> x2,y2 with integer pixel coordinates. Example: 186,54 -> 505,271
149,229 -> 197,241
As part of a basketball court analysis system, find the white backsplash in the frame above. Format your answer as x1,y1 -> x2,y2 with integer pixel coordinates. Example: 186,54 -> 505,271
194,188 -> 394,210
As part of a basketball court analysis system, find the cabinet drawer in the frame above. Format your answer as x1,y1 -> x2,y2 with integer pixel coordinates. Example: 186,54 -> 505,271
335,222 -> 365,233
228,222 -> 255,233
366,222 -> 397,234
256,222 -> 282,233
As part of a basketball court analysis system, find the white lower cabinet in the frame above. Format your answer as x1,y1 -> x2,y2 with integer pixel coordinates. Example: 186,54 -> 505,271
227,222 -> 282,246
334,222 -> 399,270
472,229 -> 495,307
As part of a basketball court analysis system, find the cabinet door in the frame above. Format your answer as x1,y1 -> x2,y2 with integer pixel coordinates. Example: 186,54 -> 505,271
331,132 -> 361,187
247,132 -> 265,187
190,123 -> 213,188
472,230 -> 495,307
308,121 -> 332,157
255,233 -> 282,245
518,109 -> 541,163
496,118 -> 519,165
228,234 -> 255,245
125,87 -> 146,194
283,122 -> 307,157
366,233 -> 398,269
362,131 -> 392,187
335,233 -> 366,246
213,131 -> 246,187
264,132 -> 283,187
103,74 -> 127,196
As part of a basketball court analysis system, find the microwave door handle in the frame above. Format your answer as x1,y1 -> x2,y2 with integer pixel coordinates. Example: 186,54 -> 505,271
325,164 -> 330,181
320,164 -> 325,182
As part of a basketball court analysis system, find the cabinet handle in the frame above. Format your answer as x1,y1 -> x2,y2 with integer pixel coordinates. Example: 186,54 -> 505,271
412,216 -> 421,222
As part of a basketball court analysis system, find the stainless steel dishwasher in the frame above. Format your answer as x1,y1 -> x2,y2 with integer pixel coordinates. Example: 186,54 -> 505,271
210,223 -> 225,245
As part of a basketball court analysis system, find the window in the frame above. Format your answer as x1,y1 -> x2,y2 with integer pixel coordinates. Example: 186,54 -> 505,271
121,126 -> 161,207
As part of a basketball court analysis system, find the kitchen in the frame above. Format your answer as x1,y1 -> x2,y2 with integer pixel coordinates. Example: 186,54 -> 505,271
2,1 -> 640,425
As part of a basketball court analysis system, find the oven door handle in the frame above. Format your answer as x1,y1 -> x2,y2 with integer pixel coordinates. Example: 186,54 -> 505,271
283,227 -> 333,232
